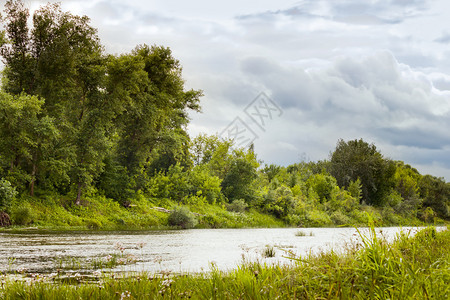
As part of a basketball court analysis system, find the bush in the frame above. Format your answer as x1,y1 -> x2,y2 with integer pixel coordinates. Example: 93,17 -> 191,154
330,210 -> 351,225
11,204 -> 34,225
0,178 -> 17,212
85,218 -> 102,230
227,199 -> 248,213
168,206 -> 197,229
305,209 -> 332,227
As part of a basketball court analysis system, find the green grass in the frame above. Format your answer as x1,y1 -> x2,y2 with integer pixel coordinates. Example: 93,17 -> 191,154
295,230 -> 314,237
1,225 -> 448,299
1,191 -> 446,232
1,194 -> 284,231
262,245 -> 276,258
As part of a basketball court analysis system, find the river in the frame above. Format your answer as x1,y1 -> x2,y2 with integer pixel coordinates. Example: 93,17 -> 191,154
0,226 -> 440,274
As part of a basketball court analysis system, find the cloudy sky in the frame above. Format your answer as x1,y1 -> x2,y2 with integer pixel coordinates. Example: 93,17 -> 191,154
2,0 -> 450,179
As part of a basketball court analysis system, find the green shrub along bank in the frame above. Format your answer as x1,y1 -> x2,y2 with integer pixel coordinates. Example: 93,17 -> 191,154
1,226 -> 448,299
0,1 -> 449,230
1,193 -> 284,230
0,190 -> 441,231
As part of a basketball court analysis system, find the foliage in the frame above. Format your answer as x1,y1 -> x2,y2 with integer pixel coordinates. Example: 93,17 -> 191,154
221,151 -> 259,203
0,1 -> 202,204
306,173 -> 337,203
10,202 -> 33,225
0,178 -> 17,211
167,206 -> 197,229
330,138 -> 396,206
418,174 -> 450,220
226,199 -> 248,213
262,185 -> 296,218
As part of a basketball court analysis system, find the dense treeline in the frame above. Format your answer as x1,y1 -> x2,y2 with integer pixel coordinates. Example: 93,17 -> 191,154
0,1 -> 448,229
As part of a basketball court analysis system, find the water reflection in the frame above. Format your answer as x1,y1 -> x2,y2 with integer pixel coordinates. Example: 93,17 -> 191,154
0,227 -> 437,274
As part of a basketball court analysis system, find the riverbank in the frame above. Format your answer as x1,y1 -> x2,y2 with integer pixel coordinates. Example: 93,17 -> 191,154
1,225 -> 448,299
2,193 -> 444,232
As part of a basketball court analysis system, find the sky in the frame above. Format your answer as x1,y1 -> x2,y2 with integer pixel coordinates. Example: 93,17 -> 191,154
2,0 -> 450,180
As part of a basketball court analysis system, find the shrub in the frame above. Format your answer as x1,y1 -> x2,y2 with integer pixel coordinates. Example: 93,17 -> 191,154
227,199 -> 248,213
285,213 -> 304,226
168,206 -> 197,229
85,218 -> 102,230
330,210 -> 351,225
0,178 -> 17,212
419,207 -> 436,223
11,204 -> 34,225
306,209 -> 332,227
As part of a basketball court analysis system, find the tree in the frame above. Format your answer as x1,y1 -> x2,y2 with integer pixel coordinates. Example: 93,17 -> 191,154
1,0 -> 33,95
0,92 -> 59,195
330,139 -> 395,206
1,1 -> 203,204
418,175 -> 450,220
1,1 -> 112,204
106,45 -> 202,181
190,134 -> 221,166
306,173 -> 337,203
393,162 -> 421,200
0,178 -> 17,212
221,148 -> 259,203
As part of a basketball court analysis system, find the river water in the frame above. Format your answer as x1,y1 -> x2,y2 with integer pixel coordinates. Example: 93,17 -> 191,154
0,227 -> 440,274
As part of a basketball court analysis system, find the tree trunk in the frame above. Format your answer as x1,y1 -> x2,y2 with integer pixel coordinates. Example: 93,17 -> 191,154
30,163 -> 37,197
75,182 -> 83,206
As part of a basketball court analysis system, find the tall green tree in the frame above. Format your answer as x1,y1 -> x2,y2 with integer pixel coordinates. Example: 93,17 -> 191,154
330,139 -> 395,206
109,45 -> 202,178
418,175 -> 450,220
0,92 -> 58,195
1,1 -> 110,203
1,1 -> 203,204
1,0 -> 33,94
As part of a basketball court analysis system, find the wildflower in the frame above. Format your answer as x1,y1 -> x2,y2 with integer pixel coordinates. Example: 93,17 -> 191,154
104,254 -> 113,262
16,267 -> 27,274
126,254 -> 137,263
117,257 -> 127,265
154,256 -> 163,264
136,241 -> 146,249
93,270 -> 102,278
114,242 -> 125,252
120,290 -> 132,299
162,279 -> 173,287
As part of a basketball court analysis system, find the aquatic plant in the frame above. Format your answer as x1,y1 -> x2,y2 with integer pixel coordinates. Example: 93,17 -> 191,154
262,245 -> 276,258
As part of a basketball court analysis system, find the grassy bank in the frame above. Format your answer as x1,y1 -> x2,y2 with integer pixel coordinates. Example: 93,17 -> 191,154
2,191 -> 445,231
3,193 -> 285,231
3,192 -> 443,232
1,225 -> 448,299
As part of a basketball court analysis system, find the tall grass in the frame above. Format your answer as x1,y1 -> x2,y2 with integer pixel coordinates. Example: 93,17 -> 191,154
1,225 -> 448,299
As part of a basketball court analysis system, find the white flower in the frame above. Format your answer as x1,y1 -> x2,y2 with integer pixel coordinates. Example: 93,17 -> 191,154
93,270 -> 102,277
120,290 -> 132,299
136,242 -> 146,249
